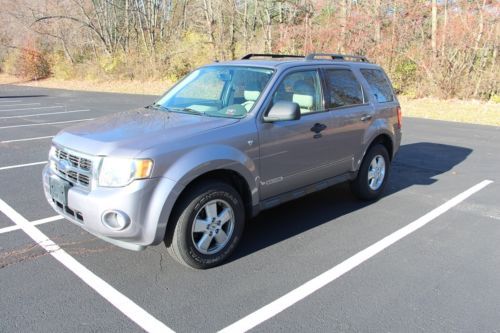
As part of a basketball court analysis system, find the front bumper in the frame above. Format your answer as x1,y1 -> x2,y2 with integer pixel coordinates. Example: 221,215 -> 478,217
43,164 -> 179,250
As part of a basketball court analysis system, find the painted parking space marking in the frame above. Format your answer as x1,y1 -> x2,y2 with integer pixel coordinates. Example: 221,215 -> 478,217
1,136 -> 54,143
0,118 -> 94,129
219,180 -> 494,333
0,215 -> 64,235
0,161 -> 47,171
0,106 -> 66,113
0,100 -> 22,103
0,109 -> 90,119
0,198 -> 174,333
0,103 -> 40,108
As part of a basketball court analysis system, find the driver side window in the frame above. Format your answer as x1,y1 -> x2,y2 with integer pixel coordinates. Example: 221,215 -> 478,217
272,70 -> 323,114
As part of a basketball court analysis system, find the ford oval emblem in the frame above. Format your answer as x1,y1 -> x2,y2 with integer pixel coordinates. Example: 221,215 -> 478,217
57,159 -> 71,172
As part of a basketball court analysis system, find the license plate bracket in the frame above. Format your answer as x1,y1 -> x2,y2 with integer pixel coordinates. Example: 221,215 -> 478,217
49,176 -> 71,206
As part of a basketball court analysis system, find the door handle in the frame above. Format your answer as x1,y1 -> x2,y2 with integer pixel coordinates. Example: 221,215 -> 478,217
360,114 -> 373,122
310,123 -> 327,134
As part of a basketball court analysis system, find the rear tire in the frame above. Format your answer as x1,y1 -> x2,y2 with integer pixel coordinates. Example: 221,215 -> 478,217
351,144 -> 390,201
166,181 -> 245,269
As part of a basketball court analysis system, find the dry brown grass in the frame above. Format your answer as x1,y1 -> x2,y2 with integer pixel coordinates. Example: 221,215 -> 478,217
400,96 -> 500,127
0,73 -> 169,95
0,73 -> 33,85
1,73 -> 498,126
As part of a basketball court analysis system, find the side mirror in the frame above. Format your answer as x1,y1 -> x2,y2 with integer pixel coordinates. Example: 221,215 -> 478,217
263,101 -> 301,122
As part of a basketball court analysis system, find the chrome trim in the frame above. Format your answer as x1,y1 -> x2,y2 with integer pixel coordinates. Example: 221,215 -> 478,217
50,145 -> 100,190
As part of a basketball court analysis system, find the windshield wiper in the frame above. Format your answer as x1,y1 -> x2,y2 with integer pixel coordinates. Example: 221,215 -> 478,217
173,107 -> 205,115
146,103 -> 172,112
148,104 -> 205,116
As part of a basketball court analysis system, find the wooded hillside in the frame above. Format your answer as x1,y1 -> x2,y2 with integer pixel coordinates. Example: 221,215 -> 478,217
0,0 -> 498,100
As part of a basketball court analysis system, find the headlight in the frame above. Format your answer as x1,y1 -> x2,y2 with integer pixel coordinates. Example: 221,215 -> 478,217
98,157 -> 153,187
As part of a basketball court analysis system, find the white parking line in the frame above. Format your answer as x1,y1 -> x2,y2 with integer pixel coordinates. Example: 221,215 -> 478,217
0,198 -> 174,333
0,118 -> 94,129
0,109 -> 90,119
1,136 -> 53,143
0,215 -> 63,234
0,103 -> 40,108
0,100 -> 22,103
0,106 -> 65,113
219,180 -> 494,333
0,161 -> 47,171
32,215 -> 65,225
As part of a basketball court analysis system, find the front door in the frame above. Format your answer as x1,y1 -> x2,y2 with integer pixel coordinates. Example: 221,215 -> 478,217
257,69 -> 335,199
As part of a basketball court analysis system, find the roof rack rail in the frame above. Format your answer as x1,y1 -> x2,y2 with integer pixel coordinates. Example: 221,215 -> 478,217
241,53 -> 304,60
305,53 -> 370,63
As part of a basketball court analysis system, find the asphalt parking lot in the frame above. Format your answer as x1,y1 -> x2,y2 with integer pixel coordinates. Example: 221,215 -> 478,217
1,84 -> 499,333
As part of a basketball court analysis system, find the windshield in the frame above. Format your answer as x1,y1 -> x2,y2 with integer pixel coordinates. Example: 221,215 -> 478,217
155,66 -> 274,118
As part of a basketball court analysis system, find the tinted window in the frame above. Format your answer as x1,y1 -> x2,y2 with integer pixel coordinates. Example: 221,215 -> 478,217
325,69 -> 364,108
361,69 -> 394,103
272,70 -> 323,114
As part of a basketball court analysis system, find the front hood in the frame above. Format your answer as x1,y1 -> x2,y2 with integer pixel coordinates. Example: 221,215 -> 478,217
53,108 -> 239,157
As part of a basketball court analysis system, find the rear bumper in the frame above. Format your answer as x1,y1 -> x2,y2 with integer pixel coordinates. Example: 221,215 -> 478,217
42,164 -> 180,250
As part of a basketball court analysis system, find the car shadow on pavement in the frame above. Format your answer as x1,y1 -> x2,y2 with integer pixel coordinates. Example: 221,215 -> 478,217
230,142 -> 473,263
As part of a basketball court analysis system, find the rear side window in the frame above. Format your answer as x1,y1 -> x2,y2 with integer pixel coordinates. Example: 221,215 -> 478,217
360,69 -> 395,103
324,69 -> 364,109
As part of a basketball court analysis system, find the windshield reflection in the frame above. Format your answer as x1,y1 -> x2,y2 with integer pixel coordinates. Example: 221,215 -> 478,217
155,66 -> 274,119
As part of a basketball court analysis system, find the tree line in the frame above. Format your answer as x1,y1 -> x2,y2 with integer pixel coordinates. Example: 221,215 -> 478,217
0,0 -> 498,100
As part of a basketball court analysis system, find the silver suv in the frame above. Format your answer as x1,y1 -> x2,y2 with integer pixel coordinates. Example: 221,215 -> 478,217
43,53 -> 402,269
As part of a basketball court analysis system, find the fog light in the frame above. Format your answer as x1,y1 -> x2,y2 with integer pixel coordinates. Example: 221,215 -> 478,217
101,210 -> 130,231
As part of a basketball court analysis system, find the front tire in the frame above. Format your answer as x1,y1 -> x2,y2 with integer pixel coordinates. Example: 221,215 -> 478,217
166,181 -> 245,269
351,144 -> 390,201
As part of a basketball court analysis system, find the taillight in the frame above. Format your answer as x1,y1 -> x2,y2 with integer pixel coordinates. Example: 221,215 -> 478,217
396,106 -> 402,129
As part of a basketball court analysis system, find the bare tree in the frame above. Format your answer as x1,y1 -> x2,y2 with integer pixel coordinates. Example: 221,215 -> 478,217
431,0 -> 437,57
0,0 -> 497,99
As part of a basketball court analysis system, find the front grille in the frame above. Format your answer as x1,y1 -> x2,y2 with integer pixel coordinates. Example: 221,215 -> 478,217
56,148 -> 93,171
79,174 -> 90,186
53,147 -> 94,188
67,170 -> 78,182
80,159 -> 92,171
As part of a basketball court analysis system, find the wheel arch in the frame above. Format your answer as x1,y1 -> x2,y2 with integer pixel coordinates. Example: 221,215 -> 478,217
163,168 -> 253,247
365,133 -> 394,161
151,144 -> 259,246
367,133 -> 394,161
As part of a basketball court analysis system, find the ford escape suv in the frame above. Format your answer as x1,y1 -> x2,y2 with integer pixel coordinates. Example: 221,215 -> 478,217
43,53 -> 402,269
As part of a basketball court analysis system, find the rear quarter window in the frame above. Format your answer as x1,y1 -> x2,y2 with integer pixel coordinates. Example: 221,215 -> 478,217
360,69 -> 395,103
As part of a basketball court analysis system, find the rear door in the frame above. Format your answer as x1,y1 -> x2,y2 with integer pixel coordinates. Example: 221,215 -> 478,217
321,66 -> 373,172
